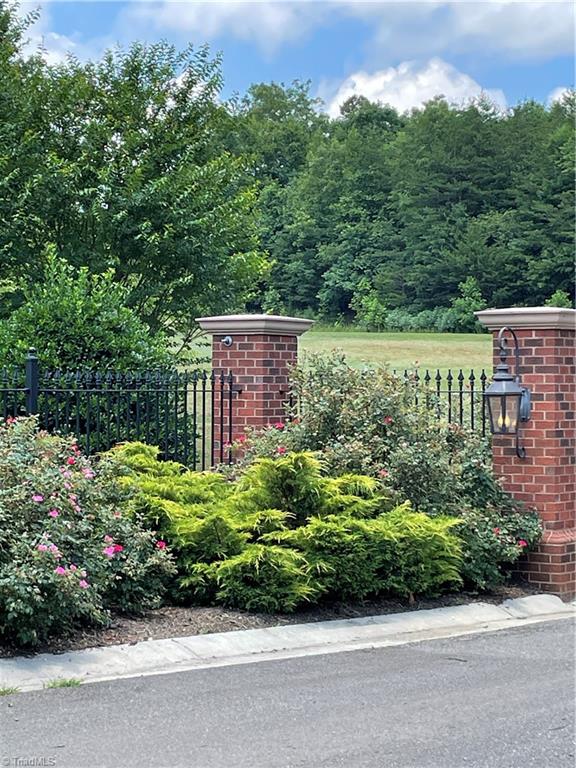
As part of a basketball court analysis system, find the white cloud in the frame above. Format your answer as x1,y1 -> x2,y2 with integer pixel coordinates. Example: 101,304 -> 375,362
547,86 -> 573,105
126,1 -> 326,54
123,1 -> 574,60
343,1 -> 574,62
323,58 -> 507,117
18,2 -> 98,64
446,1 -> 574,59
14,1 -> 574,73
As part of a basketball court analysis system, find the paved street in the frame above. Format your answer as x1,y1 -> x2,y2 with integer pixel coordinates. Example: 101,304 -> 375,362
1,619 -> 574,768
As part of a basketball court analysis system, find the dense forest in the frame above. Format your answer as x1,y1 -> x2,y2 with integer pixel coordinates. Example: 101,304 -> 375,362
1,5 -> 574,339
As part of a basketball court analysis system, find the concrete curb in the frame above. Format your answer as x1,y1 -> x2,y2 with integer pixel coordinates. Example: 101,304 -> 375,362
1,595 -> 573,692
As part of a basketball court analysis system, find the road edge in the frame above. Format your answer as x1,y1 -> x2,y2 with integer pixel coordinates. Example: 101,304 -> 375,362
1,594 -> 574,692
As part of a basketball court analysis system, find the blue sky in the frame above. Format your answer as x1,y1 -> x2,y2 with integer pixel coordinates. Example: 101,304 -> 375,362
21,1 -> 575,115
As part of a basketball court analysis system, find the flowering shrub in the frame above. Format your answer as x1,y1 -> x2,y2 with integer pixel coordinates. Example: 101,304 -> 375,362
0,418 -> 175,647
229,353 -> 511,513
457,508 -> 542,590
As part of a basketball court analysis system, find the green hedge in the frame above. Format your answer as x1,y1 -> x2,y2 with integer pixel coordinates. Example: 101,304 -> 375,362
112,444 -> 464,611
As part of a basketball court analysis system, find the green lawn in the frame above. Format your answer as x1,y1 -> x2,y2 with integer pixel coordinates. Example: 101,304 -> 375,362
184,326 -> 493,376
300,328 -> 492,375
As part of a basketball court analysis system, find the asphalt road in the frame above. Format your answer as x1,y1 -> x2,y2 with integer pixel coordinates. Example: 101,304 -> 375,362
1,619 -> 574,768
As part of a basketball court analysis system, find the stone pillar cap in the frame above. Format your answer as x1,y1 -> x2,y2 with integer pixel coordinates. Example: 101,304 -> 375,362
476,306 -> 576,331
196,313 -> 314,337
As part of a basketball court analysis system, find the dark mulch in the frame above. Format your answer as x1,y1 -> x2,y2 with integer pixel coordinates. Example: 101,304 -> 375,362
0,580 -> 541,659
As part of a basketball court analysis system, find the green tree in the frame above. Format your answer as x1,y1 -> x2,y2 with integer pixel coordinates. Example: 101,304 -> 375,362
267,97 -> 403,317
0,7 -> 268,339
0,251 -> 170,370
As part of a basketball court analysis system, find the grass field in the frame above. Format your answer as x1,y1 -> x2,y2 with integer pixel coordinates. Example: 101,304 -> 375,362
186,327 -> 493,375
300,327 -> 492,375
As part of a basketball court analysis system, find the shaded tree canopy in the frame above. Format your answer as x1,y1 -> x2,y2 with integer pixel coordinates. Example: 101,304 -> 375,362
0,3 -> 267,338
1,3 -> 574,338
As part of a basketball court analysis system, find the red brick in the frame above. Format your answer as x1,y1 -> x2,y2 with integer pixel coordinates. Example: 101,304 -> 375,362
487,317 -> 576,597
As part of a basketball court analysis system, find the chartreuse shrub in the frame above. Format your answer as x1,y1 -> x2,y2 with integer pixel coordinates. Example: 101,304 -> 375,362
229,352 -> 542,587
193,545 -> 322,613
0,419 -> 175,647
267,504 -> 461,601
112,444 -> 463,611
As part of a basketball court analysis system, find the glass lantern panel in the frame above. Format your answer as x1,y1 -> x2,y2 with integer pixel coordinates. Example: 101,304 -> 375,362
487,393 -> 521,435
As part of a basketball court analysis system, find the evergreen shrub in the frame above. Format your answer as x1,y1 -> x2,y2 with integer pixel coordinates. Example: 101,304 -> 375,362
112,445 -> 463,611
228,352 -> 542,590
0,253 -> 170,371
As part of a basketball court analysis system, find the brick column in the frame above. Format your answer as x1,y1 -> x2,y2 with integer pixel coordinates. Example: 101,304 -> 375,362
196,314 -> 313,447
476,307 -> 576,598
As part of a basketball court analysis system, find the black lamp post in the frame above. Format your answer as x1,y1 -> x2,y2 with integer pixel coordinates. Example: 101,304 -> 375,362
484,326 -> 531,459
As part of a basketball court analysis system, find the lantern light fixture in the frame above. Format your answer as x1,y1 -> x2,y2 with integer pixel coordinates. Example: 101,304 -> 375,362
483,326 -> 531,459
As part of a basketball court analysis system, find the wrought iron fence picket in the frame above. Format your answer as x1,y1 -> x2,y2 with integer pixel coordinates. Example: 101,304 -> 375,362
0,350 -> 236,468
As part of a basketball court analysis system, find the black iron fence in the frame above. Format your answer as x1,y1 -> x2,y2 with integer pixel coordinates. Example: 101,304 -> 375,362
0,350 -> 237,468
391,368 -> 489,436
288,368 -> 489,436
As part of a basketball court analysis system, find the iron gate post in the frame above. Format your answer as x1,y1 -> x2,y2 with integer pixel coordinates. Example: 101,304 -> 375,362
25,348 -> 39,414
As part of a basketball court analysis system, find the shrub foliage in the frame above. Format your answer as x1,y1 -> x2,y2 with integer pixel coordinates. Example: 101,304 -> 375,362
0,419 -> 175,647
112,444 -> 463,612
228,352 -> 542,589
0,253 -> 170,371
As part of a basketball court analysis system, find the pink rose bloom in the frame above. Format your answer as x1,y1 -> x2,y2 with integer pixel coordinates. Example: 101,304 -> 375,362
63,481 -> 72,490
48,509 -> 59,518
78,580 -> 89,589
237,435 -> 247,444
113,544 -> 124,553
383,416 -> 394,425
37,544 -> 48,552
274,422 -> 285,430
82,468 -> 95,479
493,527 -> 500,535
67,457 -> 76,466
69,564 -> 77,571
104,535 -> 114,543
276,446 -> 287,455
102,546 -> 116,557
113,511 -> 122,518
378,469 -> 389,478
156,540 -> 167,550
32,494 -> 44,503
54,566 -> 66,575
49,543 -> 59,553
517,539 -> 528,547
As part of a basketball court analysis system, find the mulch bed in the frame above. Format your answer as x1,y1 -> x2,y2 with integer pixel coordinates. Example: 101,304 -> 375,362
0,580 -> 540,659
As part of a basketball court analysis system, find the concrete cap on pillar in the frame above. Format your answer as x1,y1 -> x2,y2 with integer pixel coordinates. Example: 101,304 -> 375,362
476,306 -> 576,331
195,313 -> 314,337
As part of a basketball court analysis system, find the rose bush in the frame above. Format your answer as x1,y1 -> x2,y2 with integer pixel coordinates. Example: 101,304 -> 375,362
0,418 -> 175,647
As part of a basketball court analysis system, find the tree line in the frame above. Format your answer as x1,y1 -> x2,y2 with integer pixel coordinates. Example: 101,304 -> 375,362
1,4 -> 574,342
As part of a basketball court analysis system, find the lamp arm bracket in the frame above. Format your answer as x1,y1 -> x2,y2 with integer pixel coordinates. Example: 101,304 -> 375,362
497,326 -> 521,380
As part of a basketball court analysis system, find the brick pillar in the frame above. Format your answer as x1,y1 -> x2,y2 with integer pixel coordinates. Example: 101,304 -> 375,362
476,307 -> 576,598
195,314 -> 313,447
